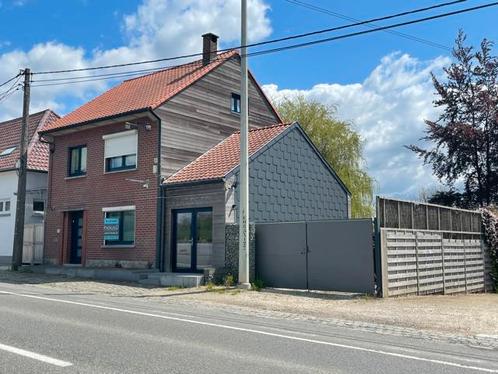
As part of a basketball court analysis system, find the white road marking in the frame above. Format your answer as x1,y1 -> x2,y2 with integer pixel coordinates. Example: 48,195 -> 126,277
1,290 -> 497,373
0,342 -> 72,367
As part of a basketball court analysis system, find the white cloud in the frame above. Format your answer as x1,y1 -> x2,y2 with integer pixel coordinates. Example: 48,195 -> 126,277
263,52 -> 452,199
0,0 -> 272,120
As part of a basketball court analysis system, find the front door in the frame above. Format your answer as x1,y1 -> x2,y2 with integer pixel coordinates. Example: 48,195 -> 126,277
69,211 -> 83,264
172,208 -> 213,272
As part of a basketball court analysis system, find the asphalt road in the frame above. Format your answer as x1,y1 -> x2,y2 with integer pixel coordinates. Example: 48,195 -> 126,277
0,282 -> 497,373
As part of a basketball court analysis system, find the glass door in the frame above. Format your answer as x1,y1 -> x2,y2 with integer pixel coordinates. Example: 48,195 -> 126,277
172,208 -> 213,272
174,211 -> 193,271
69,211 -> 83,264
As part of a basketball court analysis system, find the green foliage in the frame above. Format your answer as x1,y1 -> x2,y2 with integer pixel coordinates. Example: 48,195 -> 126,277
251,278 -> 265,291
481,208 -> 498,291
223,274 -> 235,288
276,96 -> 375,218
409,32 -> 498,207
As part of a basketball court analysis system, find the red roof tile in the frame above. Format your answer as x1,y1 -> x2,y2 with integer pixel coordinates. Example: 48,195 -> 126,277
0,110 -> 59,172
166,123 -> 291,184
42,51 -> 238,132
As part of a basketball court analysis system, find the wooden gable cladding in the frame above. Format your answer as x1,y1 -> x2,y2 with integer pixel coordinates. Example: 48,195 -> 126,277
155,58 -> 280,178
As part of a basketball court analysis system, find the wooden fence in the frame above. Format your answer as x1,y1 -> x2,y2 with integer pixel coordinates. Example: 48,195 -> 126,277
22,223 -> 44,265
376,197 -> 492,297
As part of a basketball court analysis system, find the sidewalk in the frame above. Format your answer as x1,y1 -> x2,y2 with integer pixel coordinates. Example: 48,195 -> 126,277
1,270 -> 497,349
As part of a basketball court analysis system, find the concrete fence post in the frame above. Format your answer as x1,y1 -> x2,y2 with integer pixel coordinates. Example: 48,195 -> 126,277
415,231 -> 420,295
441,233 -> 446,295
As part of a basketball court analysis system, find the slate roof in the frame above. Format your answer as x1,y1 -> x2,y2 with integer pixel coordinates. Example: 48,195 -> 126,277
166,123 -> 291,184
41,51 -> 239,133
0,109 -> 59,172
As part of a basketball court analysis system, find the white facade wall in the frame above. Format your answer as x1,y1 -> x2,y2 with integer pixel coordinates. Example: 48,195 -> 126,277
0,171 -> 48,264
0,171 -> 18,261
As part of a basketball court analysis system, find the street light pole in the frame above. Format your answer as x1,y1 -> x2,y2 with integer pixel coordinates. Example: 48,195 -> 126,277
238,0 -> 250,288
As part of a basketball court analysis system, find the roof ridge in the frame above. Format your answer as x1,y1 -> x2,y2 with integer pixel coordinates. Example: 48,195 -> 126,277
0,109 -> 52,126
123,50 -> 238,84
233,122 -> 291,135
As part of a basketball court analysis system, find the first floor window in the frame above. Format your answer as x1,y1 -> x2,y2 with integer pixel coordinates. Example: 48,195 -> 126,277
33,201 -> 45,214
0,199 -> 10,214
106,154 -> 136,172
103,130 -> 137,172
69,145 -> 87,176
231,93 -> 241,114
104,208 -> 135,246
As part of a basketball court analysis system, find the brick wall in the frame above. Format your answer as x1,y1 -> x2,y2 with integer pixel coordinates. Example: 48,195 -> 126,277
44,118 -> 159,268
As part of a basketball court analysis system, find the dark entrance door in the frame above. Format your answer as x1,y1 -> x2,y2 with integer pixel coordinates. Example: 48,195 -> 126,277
69,211 -> 83,264
172,208 -> 213,272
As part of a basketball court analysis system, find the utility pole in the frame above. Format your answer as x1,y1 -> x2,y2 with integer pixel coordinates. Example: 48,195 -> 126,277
238,0 -> 250,288
11,68 -> 31,271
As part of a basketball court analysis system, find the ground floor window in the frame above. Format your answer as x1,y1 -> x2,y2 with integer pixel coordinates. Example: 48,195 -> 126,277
0,199 -> 10,214
103,207 -> 135,246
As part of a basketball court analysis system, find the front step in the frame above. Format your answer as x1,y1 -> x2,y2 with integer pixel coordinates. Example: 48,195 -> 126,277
141,273 -> 204,288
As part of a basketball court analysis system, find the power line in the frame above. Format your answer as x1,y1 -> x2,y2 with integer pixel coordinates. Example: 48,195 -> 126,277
0,87 -> 20,103
0,73 -> 21,88
283,0 -> 452,51
32,0 -> 466,76
0,75 -> 22,102
247,1 -> 498,58
30,1 -> 498,88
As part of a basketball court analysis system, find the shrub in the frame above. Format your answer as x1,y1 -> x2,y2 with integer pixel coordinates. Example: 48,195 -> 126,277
251,278 -> 265,291
223,274 -> 235,288
481,208 -> 498,291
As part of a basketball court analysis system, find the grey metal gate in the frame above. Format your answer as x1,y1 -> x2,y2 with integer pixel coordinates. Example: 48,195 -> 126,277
255,219 -> 375,293
255,222 -> 307,289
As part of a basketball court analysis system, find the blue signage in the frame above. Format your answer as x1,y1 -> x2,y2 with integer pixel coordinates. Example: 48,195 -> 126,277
104,218 -> 119,241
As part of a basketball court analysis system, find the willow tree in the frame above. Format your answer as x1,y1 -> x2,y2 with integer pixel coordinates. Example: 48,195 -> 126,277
277,96 -> 375,218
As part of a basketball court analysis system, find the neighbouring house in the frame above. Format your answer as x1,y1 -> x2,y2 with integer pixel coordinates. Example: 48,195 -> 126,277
38,33 -> 350,274
39,34 -> 281,269
164,122 -> 350,273
0,109 -> 59,265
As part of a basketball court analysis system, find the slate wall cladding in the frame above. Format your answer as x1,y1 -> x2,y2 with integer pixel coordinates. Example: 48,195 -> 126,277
233,127 -> 349,223
224,224 -> 256,282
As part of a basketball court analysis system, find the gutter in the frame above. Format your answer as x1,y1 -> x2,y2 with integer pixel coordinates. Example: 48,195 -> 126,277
39,108 -> 152,136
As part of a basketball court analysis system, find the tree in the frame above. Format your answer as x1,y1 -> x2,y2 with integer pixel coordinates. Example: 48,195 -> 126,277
409,31 -> 498,207
276,96 -> 375,218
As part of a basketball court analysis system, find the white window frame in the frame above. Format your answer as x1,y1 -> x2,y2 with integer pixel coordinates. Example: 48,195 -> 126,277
102,130 -> 138,174
33,200 -> 45,215
102,205 -> 136,247
0,198 -> 11,215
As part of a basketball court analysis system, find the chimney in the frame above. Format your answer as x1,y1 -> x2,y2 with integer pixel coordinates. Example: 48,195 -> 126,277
202,33 -> 219,66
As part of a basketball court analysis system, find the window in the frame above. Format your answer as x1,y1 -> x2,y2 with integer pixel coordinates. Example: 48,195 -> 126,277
103,130 -> 137,172
0,146 -> 16,157
68,145 -> 87,176
0,199 -> 10,214
231,93 -> 241,114
33,201 -> 44,214
103,207 -> 135,246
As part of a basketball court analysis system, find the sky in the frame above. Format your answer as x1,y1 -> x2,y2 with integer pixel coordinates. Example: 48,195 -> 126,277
1,0 -> 497,199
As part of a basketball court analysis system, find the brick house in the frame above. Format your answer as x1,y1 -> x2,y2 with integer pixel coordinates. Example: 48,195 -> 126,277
39,34 -> 350,273
39,34 -> 281,268
0,109 -> 59,264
